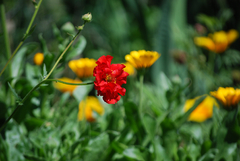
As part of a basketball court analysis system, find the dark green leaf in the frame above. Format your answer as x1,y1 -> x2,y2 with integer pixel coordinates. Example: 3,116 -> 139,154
23,154 -> 45,161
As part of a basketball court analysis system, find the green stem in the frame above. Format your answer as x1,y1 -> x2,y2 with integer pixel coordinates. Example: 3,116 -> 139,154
0,2 -> 12,67
209,52 -> 216,75
1,2 -> 14,105
43,29 -> 82,80
0,79 -> 93,132
0,0 -> 43,77
139,74 -> 144,117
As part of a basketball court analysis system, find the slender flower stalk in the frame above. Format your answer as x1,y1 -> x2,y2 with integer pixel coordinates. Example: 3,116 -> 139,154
0,0 -> 43,77
139,74 -> 144,117
0,15 -> 93,131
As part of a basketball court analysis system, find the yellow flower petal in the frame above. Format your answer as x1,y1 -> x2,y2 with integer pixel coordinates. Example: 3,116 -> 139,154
210,87 -> 240,108
227,29 -> 239,44
194,29 -> 238,53
33,53 -> 44,65
123,62 -> 135,76
183,96 -> 219,122
68,58 -> 97,78
78,96 -> 104,122
53,77 -> 81,94
194,37 -> 215,51
125,50 -> 160,69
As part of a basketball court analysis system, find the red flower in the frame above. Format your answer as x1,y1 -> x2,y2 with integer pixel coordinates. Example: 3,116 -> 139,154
93,55 -> 129,104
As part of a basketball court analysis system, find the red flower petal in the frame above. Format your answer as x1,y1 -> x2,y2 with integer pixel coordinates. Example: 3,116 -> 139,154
93,55 -> 129,104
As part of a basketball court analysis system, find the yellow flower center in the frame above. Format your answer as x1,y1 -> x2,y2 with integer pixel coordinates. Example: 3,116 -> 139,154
105,74 -> 116,83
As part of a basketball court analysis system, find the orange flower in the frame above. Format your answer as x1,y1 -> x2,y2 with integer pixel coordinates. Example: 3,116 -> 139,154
194,29 -> 239,53
184,96 -> 219,122
33,53 -> 44,65
78,96 -> 104,122
53,77 -> 82,94
210,87 -> 240,108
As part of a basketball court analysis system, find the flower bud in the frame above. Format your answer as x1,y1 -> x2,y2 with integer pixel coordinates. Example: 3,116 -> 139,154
82,13 -> 92,22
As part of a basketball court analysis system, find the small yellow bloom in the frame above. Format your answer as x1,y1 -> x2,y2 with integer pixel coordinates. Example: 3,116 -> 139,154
123,62 -> 135,76
210,87 -> 240,108
184,96 -> 219,122
53,77 -> 82,94
194,29 -> 239,53
78,96 -> 104,122
125,50 -> 161,69
33,53 -> 44,65
68,58 -> 97,78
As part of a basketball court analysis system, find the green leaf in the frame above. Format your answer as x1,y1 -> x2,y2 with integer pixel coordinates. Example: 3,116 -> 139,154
0,135 -> 9,161
8,82 -> 22,102
52,24 -> 64,42
153,137 -> 171,161
38,34 -> 49,54
23,154 -> 45,161
123,147 -> 145,161
11,44 -> 29,81
66,36 -> 87,61
24,118 -> 44,131
142,114 -> 156,143
83,133 -> 109,161
42,64 -> 47,77
26,63 -> 40,87
61,22 -> 76,35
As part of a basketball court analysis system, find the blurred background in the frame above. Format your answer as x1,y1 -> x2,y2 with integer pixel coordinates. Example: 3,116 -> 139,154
1,1 -> 240,160
1,0 -> 240,95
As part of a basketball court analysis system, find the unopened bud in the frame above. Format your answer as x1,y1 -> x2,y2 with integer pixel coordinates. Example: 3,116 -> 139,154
82,13 -> 92,23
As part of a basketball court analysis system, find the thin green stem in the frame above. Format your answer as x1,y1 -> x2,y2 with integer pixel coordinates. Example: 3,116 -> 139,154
139,74 -> 144,117
43,29 -> 82,80
1,2 -> 14,105
0,79 -> 93,132
0,2 -> 12,66
0,0 -> 43,77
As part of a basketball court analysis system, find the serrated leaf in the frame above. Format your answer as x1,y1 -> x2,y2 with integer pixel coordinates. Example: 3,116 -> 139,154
8,82 -> 22,101
43,64 -> 47,77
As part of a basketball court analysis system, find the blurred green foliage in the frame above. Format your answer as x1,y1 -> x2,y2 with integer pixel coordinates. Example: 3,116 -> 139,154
1,0 -> 240,160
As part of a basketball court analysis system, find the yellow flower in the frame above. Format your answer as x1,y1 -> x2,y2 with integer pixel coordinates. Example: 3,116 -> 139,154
125,50 -> 161,69
78,96 -> 104,122
53,77 -> 82,94
183,96 -> 219,122
194,29 -> 239,53
68,58 -> 97,78
33,53 -> 44,65
210,87 -> 240,108
123,62 -> 135,76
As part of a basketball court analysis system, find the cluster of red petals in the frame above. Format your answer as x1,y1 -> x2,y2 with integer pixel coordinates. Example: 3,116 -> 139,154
93,55 -> 129,104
